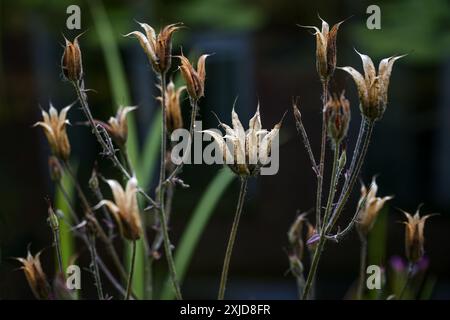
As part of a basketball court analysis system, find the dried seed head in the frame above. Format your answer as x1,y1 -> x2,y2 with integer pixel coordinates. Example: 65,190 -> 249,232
288,213 -> 308,260
300,17 -> 343,82
202,105 -> 282,178
158,80 -> 186,133
94,177 -> 142,241
324,92 -> 351,145
61,34 -> 83,82
339,50 -> 406,121
177,54 -> 209,101
48,156 -> 63,182
34,103 -> 72,161
402,207 -> 434,263
356,177 -> 393,237
98,106 -> 137,147
16,250 -> 50,300
125,22 -> 183,74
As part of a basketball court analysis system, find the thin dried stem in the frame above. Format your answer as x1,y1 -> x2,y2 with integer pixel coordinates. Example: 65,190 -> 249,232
316,81 -> 329,232
125,240 -> 137,300
72,81 -> 158,208
157,72 -> 183,300
87,233 -> 104,300
357,233 -> 367,299
399,263 -> 414,299
218,178 -> 248,300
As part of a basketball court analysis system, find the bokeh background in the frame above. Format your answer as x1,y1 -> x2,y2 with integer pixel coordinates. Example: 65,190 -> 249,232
1,0 -> 450,299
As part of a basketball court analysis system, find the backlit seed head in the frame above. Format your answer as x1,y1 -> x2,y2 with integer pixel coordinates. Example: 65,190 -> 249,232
61,33 -> 83,82
16,250 -> 50,300
339,50 -> 406,121
157,80 -> 186,133
98,106 -> 137,147
177,54 -> 209,101
324,92 -> 351,145
125,22 -> 183,74
356,176 -> 393,237
94,177 -> 142,241
34,103 -> 72,161
402,206 -> 434,263
300,17 -> 344,82
202,105 -> 282,177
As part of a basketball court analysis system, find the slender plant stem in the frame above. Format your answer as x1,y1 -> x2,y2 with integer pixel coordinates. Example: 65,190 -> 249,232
157,72 -> 183,300
316,81 -> 329,232
72,81 -> 158,208
52,224 -> 64,273
303,141 -> 339,300
357,234 -> 367,299
326,120 -> 374,232
165,97 -> 199,183
87,233 -> 104,300
218,178 -> 247,300
293,103 -> 317,173
399,263 -> 414,299
125,240 -> 137,300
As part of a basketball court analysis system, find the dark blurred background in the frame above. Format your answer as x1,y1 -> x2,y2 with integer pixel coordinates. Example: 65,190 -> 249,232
1,0 -> 450,299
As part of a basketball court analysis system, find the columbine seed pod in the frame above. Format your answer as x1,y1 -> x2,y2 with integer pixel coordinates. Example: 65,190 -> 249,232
94,177 -> 142,241
125,23 -> 182,74
339,50 -> 406,121
158,80 -> 186,133
178,54 -> 209,101
300,17 -> 343,82
34,103 -> 72,161
356,177 -> 393,237
324,92 -> 351,144
402,207 -> 434,263
61,34 -> 83,82
97,106 -> 137,147
16,250 -> 50,300
202,106 -> 281,177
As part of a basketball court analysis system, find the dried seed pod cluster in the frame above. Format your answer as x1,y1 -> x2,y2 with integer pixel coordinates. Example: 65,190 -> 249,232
324,92 -> 351,145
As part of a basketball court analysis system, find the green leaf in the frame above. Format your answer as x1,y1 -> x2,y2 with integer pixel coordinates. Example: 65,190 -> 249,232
160,169 -> 235,299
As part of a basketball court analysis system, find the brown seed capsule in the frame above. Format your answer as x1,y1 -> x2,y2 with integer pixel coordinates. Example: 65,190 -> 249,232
300,17 -> 344,82
202,106 -> 282,177
16,250 -> 50,300
94,177 -> 142,241
356,177 -> 393,237
98,106 -> 137,147
177,54 -> 209,101
34,103 -> 72,161
339,50 -> 406,121
402,207 -> 434,263
157,80 -> 186,133
324,92 -> 351,144
61,34 -> 83,82
125,23 -> 183,74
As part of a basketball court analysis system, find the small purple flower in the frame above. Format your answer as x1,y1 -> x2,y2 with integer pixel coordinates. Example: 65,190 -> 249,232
390,255 -> 406,272
307,233 -> 320,245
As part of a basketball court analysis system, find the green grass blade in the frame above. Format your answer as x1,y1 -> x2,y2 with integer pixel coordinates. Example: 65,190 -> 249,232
161,169 -> 235,299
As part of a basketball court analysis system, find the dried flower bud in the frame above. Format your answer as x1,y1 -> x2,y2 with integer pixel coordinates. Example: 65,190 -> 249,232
178,54 -> 209,101
98,106 -> 137,147
94,177 -> 142,241
16,250 -> 50,300
300,17 -> 343,82
324,92 -> 351,144
61,34 -> 83,82
402,207 -> 434,263
339,50 -> 406,121
158,80 -> 186,133
34,103 -> 72,161
356,177 -> 393,237
202,105 -> 282,177
288,213 -> 308,259
48,156 -> 63,182
125,22 -> 183,74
